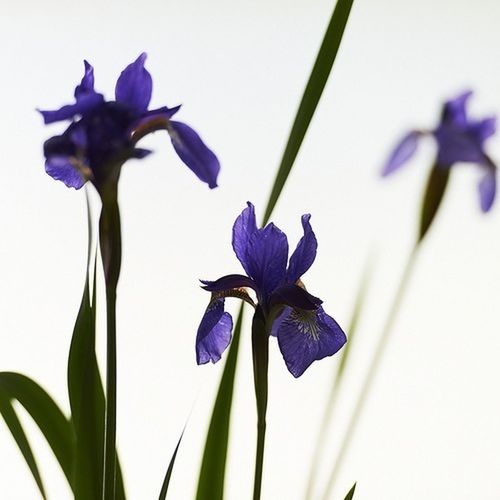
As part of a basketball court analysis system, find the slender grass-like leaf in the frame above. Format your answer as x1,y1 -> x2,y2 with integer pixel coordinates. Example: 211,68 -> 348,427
68,190 -> 126,500
343,482 -> 356,500
0,372 -> 75,487
305,258 -> 373,499
263,0 -> 355,224
0,390 -> 47,499
158,428 -> 185,500
195,305 -> 244,500
196,2 -> 355,498
321,248 -> 419,499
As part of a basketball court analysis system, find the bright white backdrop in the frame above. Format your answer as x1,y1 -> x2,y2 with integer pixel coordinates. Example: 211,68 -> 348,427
1,0 -> 500,499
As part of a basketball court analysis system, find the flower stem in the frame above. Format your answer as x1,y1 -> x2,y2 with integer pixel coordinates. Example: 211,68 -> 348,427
321,245 -> 419,500
251,307 -> 269,500
99,194 -> 122,500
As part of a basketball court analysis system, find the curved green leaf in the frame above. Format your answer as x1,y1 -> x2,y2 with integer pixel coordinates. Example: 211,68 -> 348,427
195,305 -> 244,500
344,482 -> 356,500
196,2 -> 356,499
158,428 -> 185,500
0,390 -> 47,499
263,0 -> 355,224
0,372 -> 75,487
68,190 -> 126,500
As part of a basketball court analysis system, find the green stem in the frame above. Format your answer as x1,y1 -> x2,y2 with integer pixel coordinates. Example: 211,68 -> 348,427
251,308 -> 269,500
99,194 -> 122,500
321,245 -> 419,500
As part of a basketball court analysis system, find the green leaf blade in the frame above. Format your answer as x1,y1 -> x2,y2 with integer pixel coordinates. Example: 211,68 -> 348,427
0,390 -> 47,499
195,305 -> 244,500
263,0 -> 355,224
0,372 -> 75,487
344,482 -> 357,500
158,429 -> 184,500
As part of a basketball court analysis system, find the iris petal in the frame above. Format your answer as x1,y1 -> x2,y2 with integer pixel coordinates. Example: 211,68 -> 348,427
74,60 -> 95,98
276,306 -> 346,377
246,222 -> 288,301
287,214 -> 318,283
39,92 -> 103,124
115,52 -> 153,113
167,120 -> 220,189
196,298 -> 233,364
232,202 -> 258,276
441,90 -> 472,127
201,274 -> 257,293
271,284 -> 322,311
45,156 -> 86,189
470,117 -> 497,146
382,131 -> 422,176
478,169 -> 497,212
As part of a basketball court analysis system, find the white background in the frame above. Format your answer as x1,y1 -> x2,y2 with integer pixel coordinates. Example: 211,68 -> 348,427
1,0 -> 500,499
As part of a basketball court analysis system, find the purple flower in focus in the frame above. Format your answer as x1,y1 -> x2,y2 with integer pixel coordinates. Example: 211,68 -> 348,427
382,91 -> 497,212
196,202 -> 346,378
39,53 -> 220,192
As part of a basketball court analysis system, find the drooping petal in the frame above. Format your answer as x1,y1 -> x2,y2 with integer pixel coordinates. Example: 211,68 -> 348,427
196,298 -> 233,364
39,92 -> 103,124
381,131 -> 423,176
232,202 -> 258,276
201,274 -> 258,293
74,60 -> 95,98
270,307 -> 290,337
276,306 -> 346,378
270,284 -> 322,311
478,169 -> 497,212
45,156 -> 86,189
115,52 -> 152,113
287,214 -> 317,283
246,222 -> 288,301
167,120 -> 220,189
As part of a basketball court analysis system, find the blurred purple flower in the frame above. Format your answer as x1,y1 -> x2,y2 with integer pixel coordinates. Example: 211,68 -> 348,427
39,53 -> 220,192
196,202 -> 346,378
382,91 -> 497,212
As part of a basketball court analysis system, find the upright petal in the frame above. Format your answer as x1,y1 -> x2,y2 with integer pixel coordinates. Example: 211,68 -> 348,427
276,306 -> 346,377
441,90 -> 472,127
287,214 -> 317,283
115,53 -> 152,113
74,60 -> 95,98
232,202 -> 258,276
381,131 -> 422,176
196,298 -> 233,364
246,222 -> 288,300
470,117 -> 497,146
478,169 -> 496,212
45,156 -> 86,189
167,120 -> 220,189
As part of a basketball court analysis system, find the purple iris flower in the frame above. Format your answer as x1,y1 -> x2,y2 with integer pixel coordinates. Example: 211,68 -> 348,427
382,90 -> 497,212
196,202 -> 346,378
39,53 -> 220,191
